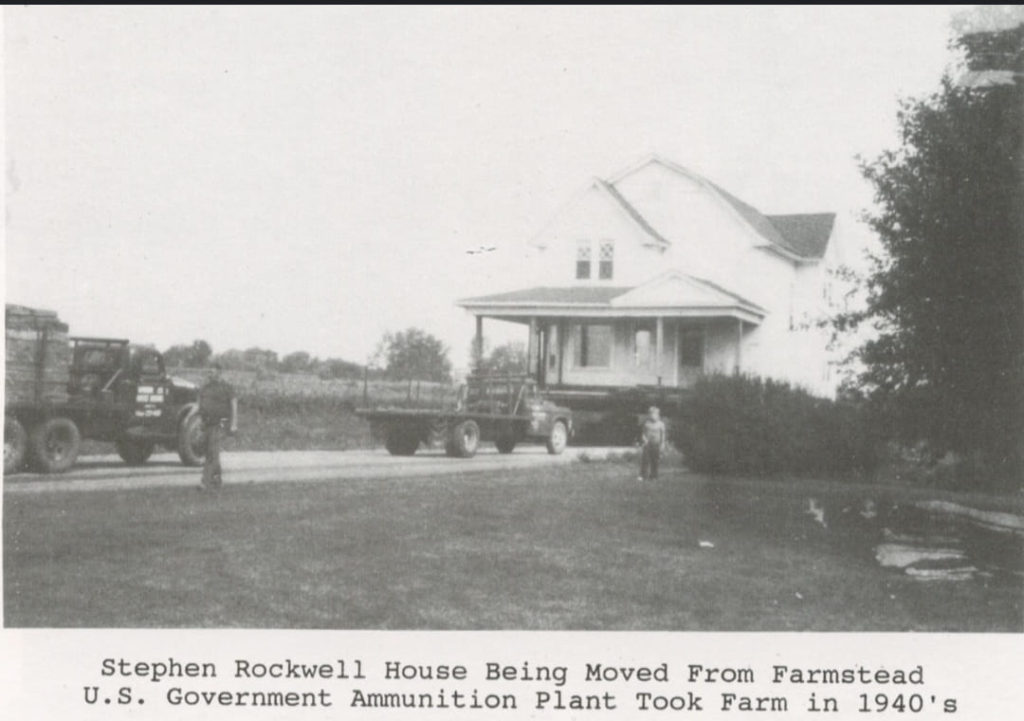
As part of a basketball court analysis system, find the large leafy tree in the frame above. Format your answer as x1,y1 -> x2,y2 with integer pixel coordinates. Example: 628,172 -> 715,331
373,328 -> 452,382
844,15 -> 1023,479
471,340 -> 528,375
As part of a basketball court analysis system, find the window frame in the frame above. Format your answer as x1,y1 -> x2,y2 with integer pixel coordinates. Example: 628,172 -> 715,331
598,239 -> 615,280
632,321 -> 654,369
572,322 -> 613,369
575,240 -> 592,280
678,327 -> 705,369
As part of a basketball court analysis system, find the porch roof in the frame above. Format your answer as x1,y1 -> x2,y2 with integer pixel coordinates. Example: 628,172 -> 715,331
457,274 -> 767,324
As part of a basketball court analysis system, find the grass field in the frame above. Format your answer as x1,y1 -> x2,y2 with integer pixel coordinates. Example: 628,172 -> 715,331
5,460 -> 1021,630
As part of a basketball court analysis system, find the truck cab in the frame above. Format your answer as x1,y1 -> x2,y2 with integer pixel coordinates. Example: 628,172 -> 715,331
65,337 -> 203,465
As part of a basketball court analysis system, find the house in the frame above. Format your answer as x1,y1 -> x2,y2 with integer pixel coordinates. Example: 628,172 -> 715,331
457,155 -> 847,401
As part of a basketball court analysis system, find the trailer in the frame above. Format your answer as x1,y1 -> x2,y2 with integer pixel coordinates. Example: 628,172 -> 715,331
4,304 -> 204,474
356,374 -> 573,458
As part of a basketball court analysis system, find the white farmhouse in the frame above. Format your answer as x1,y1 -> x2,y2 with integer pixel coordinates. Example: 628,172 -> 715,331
458,155 -> 847,398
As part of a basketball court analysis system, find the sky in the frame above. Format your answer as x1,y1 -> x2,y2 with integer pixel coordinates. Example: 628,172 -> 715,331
4,6 -> 964,367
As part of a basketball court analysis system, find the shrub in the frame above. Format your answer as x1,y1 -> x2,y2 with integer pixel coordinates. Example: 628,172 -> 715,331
670,374 -> 879,477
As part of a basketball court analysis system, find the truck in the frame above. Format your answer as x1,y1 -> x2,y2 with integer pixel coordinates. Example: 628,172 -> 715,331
356,374 -> 573,458
4,304 -> 205,474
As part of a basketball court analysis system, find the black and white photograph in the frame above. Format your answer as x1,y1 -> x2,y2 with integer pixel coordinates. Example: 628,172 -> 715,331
3,3 -> 1022,646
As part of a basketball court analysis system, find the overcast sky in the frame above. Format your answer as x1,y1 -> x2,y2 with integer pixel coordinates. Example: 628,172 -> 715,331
4,6 -> 962,365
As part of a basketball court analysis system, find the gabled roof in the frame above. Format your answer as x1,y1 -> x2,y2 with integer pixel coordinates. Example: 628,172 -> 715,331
457,273 -> 766,322
595,179 -> 671,248
604,154 -> 833,261
765,213 -> 836,260
459,286 -> 633,306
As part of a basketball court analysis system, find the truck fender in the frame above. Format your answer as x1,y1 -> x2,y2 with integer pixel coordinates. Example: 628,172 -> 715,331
177,402 -> 199,425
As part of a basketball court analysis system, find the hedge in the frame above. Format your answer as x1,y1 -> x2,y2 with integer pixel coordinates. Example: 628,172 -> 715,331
671,374 -> 879,477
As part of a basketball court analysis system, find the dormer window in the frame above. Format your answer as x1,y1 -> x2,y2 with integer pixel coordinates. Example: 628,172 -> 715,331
576,240 -> 591,279
598,240 -> 615,279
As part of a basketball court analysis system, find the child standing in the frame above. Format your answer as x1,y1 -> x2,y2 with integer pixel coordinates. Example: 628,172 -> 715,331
638,406 -> 666,482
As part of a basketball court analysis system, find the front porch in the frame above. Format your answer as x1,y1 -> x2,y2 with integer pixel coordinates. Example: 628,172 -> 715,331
458,275 -> 767,392
471,314 -> 751,390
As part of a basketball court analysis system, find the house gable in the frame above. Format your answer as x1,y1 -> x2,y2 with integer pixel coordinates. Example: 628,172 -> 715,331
526,179 -> 672,288
611,272 -> 765,316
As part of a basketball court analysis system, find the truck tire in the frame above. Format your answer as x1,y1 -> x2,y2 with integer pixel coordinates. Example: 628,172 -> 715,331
116,438 -> 155,466
495,434 -> 516,454
177,413 -> 205,467
546,420 -> 568,455
450,420 -> 480,458
384,425 -> 419,456
4,416 -> 28,474
29,417 -> 81,473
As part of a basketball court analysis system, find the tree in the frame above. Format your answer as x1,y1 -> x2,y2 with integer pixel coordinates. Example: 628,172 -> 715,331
281,351 -> 313,374
242,347 -> 279,371
316,357 -> 364,379
373,328 -> 452,382
163,339 -> 212,368
163,344 -> 190,369
189,339 -> 213,367
475,341 -> 528,374
840,16 -> 1023,481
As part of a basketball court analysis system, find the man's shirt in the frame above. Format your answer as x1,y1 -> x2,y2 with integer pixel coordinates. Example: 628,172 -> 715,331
199,378 -> 235,421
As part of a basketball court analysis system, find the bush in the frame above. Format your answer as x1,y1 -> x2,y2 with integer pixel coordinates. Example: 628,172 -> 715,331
670,374 -> 879,477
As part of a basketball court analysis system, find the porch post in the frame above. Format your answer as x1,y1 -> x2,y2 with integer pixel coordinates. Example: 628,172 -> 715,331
734,318 -> 743,374
655,316 -> 664,385
475,315 -> 484,372
672,321 -> 679,387
527,316 -> 537,377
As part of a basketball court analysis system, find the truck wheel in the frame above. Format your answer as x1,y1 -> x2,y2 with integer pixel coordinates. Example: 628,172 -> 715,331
29,417 -> 81,473
4,416 -> 28,474
177,413 -> 205,467
450,420 -> 480,458
116,438 -> 155,466
384,426 -> 419,456
546,420 -> 568,455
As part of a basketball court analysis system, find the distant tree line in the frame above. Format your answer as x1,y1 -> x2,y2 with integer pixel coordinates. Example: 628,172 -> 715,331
163,340 -> 369,379
164,328 -> 527,384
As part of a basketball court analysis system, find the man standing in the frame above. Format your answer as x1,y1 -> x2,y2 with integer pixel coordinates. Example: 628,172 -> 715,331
198,363 -> 237,489
638,406 -> 666,482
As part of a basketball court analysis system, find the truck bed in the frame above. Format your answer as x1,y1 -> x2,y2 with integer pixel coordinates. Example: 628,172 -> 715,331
355,407 -> 531,423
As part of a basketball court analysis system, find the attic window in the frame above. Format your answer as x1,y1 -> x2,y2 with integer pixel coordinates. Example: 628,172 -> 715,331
576,240 -> 591,279
598,240 -> 615,279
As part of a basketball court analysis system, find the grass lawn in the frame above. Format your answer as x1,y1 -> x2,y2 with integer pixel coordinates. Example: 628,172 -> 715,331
4,461 -> 1021,630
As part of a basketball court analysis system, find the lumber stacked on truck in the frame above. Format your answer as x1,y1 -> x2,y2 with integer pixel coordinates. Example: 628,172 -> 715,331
5,304 -> 71,406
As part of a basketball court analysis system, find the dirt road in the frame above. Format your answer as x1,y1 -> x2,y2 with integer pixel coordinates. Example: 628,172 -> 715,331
3,446 -> 623,494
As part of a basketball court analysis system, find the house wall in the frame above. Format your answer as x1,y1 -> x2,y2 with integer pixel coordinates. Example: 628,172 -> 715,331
553,317 -> 754,389
519,162 -> 842,396
527,184 -> 672,288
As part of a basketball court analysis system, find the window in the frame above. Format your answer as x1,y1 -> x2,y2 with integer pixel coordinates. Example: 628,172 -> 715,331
572,323 -> 612,367
598,240 -> 615,279
598,239 -> 610,278
633,323 -> 653,368
576,240 -> 591,279
679,329 -> 704,368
